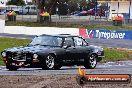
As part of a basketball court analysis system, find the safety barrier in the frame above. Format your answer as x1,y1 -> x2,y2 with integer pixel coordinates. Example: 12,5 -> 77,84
3,26 -> 132,40
79,28 -> 132,40
4,26 -> 79,35
0,19 -> 5,33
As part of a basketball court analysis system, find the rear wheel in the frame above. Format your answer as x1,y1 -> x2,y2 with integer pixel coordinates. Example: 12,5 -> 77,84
42,54 -> 61,70
84,54 -> 97,69
54,64 -> 62,70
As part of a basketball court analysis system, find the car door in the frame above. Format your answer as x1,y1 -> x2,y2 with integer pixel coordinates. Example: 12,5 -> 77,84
73,37 -> 89,60
63,37 -> 77,61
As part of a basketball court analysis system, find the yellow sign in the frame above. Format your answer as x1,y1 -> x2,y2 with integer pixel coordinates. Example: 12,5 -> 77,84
40,12 -> 50,16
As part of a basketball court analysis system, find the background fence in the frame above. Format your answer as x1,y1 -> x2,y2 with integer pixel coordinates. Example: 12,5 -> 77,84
0,5 -> 132,26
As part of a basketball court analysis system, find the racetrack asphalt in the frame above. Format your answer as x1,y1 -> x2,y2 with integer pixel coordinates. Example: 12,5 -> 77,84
0,60 -> 132,75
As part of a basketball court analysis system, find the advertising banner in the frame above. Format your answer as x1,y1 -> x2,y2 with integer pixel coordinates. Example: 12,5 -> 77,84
0,0 -> 5,7
79,28 -> 132,40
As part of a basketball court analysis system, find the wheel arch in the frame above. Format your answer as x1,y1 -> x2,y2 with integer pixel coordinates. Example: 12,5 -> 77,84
49,53 -> 57,59
88,52 -> 99,61
89,52 -> 98,58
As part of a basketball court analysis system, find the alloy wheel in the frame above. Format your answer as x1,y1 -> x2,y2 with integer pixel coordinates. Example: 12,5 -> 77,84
45,55 -> 55,69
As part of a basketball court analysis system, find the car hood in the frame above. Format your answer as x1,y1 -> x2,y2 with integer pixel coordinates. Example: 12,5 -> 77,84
89,45 -> 103,51
5,46 -> 51,53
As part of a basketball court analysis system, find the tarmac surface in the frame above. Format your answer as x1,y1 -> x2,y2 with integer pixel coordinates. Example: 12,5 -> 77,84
0,60 -> 132,75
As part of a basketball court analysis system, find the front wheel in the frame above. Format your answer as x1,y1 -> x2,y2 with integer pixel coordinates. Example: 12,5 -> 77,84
84,54 -> 97,69
6,64 -> 18,71
42,55 -> 61,70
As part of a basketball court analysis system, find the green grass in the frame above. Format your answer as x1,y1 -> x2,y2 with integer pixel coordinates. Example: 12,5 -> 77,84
6,21 -> 132,30
104,48 -> 132,62
0,37 -> 31,65
0,37 -> 132,65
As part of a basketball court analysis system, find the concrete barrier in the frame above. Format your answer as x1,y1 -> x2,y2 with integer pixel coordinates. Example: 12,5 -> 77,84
4,26 -> 79,35
0,19 -> 5,33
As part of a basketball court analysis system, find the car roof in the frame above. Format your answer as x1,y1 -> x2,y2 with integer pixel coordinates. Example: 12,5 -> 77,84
41,34 -> 81,38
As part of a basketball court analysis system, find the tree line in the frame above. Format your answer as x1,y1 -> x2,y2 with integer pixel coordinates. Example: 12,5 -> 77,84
7,0 -> 96,14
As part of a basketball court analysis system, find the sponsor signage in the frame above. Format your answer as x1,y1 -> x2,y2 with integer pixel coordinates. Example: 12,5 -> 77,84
0,0 -> 5,7
76,67 -> 131,86
79,28 -> 132,40
76,74 -> 131,86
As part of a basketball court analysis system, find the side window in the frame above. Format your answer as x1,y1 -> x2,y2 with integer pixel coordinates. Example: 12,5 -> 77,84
63,37 -> 74,46
74,37 -> 88,46
57,37 -> 63,46
74,37 -> 83,46
82,39 -> 88,46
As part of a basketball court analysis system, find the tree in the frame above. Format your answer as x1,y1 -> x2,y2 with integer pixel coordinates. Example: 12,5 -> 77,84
67,0 -> 79,13
7,0 -> 25,6
33,0 -> 96,22
33,0 -> 58,22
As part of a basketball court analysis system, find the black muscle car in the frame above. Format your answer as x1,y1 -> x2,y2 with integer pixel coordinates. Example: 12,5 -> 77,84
1,34 -> 104,70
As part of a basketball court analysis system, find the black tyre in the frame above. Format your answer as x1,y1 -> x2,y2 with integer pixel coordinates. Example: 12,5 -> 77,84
84,54 -> 97,69
6,65 -> 18,71
42,54 -> 61,70
54,64 -> 62,70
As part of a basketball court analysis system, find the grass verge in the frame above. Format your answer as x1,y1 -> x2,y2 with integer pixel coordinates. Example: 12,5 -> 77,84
0,37 -> 31,65
0,37 -> 132,65
6,21 -> 132,30
104,48 -> 132,62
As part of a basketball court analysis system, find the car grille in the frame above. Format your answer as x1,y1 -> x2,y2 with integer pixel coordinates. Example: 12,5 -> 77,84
97,51 -> 104,56
101,51 -> 104,56
7,52 -> 32,61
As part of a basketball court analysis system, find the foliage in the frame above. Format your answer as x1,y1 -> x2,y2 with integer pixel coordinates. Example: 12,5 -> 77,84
32,0 -> 98,22
32,0 -> 97,15
7,0 -> 25,6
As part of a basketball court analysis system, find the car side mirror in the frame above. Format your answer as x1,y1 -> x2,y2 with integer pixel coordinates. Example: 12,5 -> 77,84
63,44 -> 71,49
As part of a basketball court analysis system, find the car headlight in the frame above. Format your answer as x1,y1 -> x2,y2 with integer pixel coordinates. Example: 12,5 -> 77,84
97,51 -> 102,55
33,54 -> 38,59
100,48 -> 103,51
1,52 -> 6,57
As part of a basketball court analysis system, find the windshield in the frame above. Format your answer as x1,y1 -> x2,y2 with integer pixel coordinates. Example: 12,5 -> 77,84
29,36 -> 63,47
